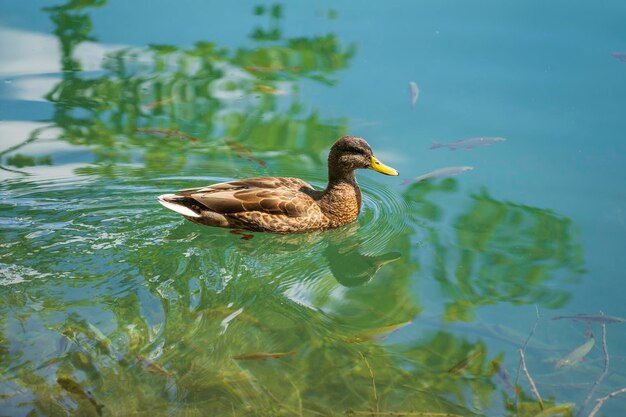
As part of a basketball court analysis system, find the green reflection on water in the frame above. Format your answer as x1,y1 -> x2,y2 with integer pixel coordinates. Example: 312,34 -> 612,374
0,1 -> 590,416
37,0 -> 355,174
405,181 -> 584,322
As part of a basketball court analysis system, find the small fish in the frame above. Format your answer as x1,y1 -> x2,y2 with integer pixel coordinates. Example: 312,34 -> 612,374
220,307 -> 244,333
136,355 -> 172,379
430,137 -> 506,150
409,81 -> 419,110
86,322 -> 111,353
144,96 -> 175,110
555,335 -> 595,368
552,314 -> 625,324
191,305 -> 260,324
348,320 -> 413,342
232,351 -> 295,361
448,348 -> 483,375
401,166 -> 473,185
611,52 -> 626,62
254,84 -> 288,95
57,377 -> 104,416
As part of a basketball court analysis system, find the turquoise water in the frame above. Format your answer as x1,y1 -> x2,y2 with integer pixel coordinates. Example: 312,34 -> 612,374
1,1 -> 626,416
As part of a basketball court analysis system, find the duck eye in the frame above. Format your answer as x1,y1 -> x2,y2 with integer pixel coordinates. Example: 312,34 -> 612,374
346,146 -> 367,155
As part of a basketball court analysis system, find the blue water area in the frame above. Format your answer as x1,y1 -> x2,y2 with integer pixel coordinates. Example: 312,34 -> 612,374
1,1 -> 626,416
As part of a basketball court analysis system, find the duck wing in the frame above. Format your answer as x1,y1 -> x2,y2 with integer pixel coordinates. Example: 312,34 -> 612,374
176,177 -> 317,217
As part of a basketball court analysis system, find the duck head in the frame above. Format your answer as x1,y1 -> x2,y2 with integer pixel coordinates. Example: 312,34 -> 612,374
328,136 -> 398,181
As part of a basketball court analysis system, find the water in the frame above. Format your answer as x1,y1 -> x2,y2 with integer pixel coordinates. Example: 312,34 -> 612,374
1,1 -> 626,416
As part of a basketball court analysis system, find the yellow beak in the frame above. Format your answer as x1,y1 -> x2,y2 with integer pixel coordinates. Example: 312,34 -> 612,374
369,155 -> 399,176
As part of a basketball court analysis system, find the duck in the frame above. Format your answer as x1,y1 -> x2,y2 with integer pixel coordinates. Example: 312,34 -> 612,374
158,136 -> 398,234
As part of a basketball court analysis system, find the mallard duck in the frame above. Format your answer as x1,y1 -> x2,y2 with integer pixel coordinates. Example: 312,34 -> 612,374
158,136 -> 398,234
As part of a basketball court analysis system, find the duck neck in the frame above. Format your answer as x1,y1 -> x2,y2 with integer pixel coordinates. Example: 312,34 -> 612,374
320,171 -> 362,226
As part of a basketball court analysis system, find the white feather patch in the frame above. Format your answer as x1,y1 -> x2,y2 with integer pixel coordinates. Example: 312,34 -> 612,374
158,194 -> 201,218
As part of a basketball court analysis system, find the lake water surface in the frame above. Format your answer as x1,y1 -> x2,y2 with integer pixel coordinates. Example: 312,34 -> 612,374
1,1 -> 626,416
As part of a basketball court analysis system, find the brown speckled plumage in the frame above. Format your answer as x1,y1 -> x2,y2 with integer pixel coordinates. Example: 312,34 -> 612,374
158,136 -> 398,234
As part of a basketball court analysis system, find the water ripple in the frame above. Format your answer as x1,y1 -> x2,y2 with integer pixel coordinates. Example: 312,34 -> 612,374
0,173 -> 410,310
358,177 -> 411,254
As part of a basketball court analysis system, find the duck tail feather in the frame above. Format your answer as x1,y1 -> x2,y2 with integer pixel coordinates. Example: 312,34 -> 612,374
158,194 -> 202,218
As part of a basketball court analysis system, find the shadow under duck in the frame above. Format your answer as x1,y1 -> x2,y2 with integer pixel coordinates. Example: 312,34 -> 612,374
158,136 -> 398,233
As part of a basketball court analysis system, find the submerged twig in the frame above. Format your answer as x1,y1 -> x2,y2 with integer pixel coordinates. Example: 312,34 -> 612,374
0,126 -> 46,158
0,125 -> 51,176
224,138 -> 267,168
288,378 -> 304,417
261,385 -> 302,417
258,379 -> 327,417
516,306 -> 541,383
587,387 -> 626,417
515,306 -> 541,413
135,127 -> 199,143
520,349 -> 544,410
348,411 -> 464,417
578,312 -> 610,415
0,164 -> 30,175
359,351 -> 380,414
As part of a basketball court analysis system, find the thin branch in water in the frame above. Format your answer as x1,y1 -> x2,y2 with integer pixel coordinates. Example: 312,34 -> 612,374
261,382 -> 326,417
135,127 -> 199,144
515,305 -> 541,414
348,411 -> 464,417
587,387 -> 626,417
288,378 -> 304,417
0,164 -> 30,176
520,348 -> 544,411
578,311 -> 610,416
0,126 -> 48,158
359,351 -> 380,414
0,125 -> 52,176
261,385 -> 302,417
